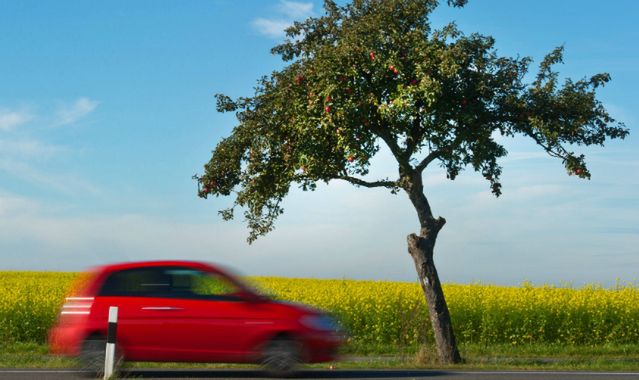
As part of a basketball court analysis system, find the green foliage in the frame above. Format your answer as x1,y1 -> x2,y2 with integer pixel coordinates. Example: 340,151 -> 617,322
198,0 -> 628,241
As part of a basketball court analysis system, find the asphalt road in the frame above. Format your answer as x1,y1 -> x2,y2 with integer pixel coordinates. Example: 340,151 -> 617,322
1,369 -> 638,380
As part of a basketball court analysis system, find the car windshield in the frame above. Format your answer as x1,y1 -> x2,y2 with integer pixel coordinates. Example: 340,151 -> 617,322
213,265 -> 270,299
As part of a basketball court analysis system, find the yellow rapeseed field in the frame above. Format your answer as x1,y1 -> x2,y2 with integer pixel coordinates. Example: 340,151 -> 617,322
0,272 -> 76,342
2,272 -> 638,349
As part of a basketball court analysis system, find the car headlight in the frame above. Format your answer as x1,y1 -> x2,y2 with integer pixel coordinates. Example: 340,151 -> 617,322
300,314 -> 339,331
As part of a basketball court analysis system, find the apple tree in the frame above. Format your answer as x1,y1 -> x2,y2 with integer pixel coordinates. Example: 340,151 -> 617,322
196,0 -> 628,363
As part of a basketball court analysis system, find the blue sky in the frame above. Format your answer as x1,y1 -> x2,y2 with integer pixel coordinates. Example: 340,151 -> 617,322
1,0 -> 637,285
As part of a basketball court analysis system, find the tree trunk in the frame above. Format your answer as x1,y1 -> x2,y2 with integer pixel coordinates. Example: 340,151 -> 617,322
407,227 -> 461,364
404,173 -> 461,364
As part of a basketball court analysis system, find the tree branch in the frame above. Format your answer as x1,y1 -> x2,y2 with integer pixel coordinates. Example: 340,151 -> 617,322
405,100 -> 425,156
415,149 -> 442,173
378,132 -> 407,161
523,129 -> 568,160
336,175 -> 399,188
369,107 -> 412,173
413,120 -> 466,174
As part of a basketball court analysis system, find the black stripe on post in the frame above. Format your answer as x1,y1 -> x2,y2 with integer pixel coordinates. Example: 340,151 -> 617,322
107,321 -> 117,344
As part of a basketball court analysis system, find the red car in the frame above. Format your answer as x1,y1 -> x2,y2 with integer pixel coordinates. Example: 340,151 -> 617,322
49,260 -> 343,375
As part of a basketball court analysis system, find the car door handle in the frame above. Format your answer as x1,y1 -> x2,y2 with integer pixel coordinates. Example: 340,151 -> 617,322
141,306 -> 184,311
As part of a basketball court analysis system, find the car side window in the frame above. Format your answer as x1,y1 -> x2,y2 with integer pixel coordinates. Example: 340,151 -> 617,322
167,268 -> 241,300
98,266 -> 242,300
98,267 -> 171,297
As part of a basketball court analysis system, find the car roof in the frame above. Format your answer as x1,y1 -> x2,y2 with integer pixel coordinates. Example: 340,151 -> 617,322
93,260 -> 217,274
67,261 -> 234,296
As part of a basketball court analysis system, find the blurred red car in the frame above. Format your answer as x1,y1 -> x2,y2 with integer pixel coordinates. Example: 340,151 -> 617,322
49,260 -> 343,375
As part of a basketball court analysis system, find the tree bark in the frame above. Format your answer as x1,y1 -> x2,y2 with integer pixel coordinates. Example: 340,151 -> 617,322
407,227 -> 461,364
405,173 -> 461,364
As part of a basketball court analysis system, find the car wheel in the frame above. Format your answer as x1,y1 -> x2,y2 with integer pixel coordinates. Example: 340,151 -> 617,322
79,335 -> 121,378
260,336 -> 301,377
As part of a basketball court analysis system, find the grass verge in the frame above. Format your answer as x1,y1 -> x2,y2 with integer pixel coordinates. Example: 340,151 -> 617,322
2,342 -> 639,372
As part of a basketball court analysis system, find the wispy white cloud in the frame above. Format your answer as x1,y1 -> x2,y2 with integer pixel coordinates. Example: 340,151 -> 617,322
252,1 -> 314,38
0,138 -> 67,159
511,184 -> 566,199
474,184 -> 567,204
54,97 -> 99,126
0,98 -> 100,197
252,18 -> 293,38
504,151 -> 550,162
0,158 -> 100,195
2,175 -> 636,286
278,0 -> 313,19
604,102 -> 633,125
0,191 -> 39,217
0,108 -> 32,131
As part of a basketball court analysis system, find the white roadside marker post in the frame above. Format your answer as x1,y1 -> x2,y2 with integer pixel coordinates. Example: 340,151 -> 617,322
104,306 -> 118,380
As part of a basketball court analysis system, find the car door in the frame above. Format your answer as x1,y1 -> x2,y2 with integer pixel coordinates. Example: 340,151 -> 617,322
159,268 -> 275,362
94,266 -> 193,361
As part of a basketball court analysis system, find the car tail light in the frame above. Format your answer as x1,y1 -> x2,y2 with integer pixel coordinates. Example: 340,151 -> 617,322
60,297 -> 94,316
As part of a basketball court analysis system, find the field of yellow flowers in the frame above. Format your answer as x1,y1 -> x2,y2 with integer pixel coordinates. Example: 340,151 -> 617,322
2,272 -> 639,351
